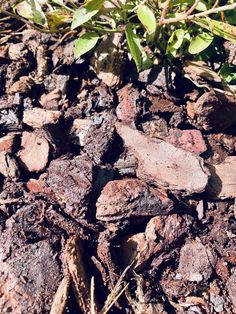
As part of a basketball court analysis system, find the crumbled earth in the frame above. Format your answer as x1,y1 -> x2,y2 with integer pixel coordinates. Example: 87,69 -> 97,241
0,19 -> 236,314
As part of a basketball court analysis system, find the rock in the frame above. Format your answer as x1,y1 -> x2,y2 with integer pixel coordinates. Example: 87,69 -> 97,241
70,118 -> 92,146
177,240 -> 216,282
46,155 -> 93,218
0,152 -> 19,178
187,92 -> 236,131
116,123 -> 209,194
227,270 -> 236,308
116,84 -> 141,123
166,129 -> 207,155
122,233 -> 146,266
149,94 -> 181,114
96,179 -> 173,222
196,201 -> 204,220
0,133 -> 17,153
18,131 -> 50,172
27,177 -> 46,193
207,156 -> 236,199
23,108 -> 61,128
0,203 -> 62,313
113,151 -> 138,176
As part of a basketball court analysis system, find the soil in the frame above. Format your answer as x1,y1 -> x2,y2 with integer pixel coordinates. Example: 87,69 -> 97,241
0,17 -> 236,314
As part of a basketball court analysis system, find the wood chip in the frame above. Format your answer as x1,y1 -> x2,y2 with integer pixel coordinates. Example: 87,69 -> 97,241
207,156 -> 236,199
116,123 -> 209,194
50,276 -> 70,314
23,108 -> 61,128
18,131 -> 49,172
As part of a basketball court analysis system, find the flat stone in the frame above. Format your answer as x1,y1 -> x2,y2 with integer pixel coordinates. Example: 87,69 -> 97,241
207,156 -> 236,199
18,131 -> 49,172
116,123 -> 209,194
23,108 -> 61,128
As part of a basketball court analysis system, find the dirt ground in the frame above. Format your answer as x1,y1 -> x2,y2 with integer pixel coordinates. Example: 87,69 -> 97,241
0,17 -> 236,314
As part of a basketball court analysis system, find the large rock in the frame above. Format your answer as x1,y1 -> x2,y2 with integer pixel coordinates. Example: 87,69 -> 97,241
116,123 -> 209,194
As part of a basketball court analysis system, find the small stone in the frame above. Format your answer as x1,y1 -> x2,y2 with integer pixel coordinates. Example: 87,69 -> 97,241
166,129 -> 207,155
116,123 -> 209,194
8,76 -> 33,94
23,108 -> 61,128
207,156 -> 236,199
18,131 -> 49,172
116,84 -> 141,123
177,240 -> 216,282
39,89 -> 61,110
27,178 -> 45,193
196,201 -> 204,220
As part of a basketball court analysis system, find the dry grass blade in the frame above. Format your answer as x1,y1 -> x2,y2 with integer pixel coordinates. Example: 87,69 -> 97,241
50,276 -> 70,314
99,263 -> 133,314
90,276 -> 97,314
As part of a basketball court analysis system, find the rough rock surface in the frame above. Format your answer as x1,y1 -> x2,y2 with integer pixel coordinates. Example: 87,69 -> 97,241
23,108 -> 61,128
116,123 -> 209,194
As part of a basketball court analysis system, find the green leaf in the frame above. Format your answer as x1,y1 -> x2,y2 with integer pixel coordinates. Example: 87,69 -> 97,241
46,9 -> 72,29
51,0 -> 64,5
74,32 -> 100,59
71,0 -> 105,30
166,29 -> 185,56
15,1 -> 33,19
193,17 -> 236,43
137,5 -> 156,35
188,32 -> 213,54
219,64 -> 236,84
30,0 -> 47,26
125,23 -> 142,71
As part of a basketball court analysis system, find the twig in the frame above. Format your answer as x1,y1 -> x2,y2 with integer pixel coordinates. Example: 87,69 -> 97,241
186,0 -> 200,15
0,198 -> 21,205
159,0 -> 171,25
160,2 -> 236,25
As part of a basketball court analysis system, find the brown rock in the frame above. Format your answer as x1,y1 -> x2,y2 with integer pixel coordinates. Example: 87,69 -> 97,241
166,128 -> 207,155
187,92 -> 236,131
18,131 -> 49,172
116,123 -> 209,194
8,43 -> 28,61
207,156 -> 236,199
96,179 -> 173,222
227,270 -> 236,308
177,240 -> 216,282
23,108 -> 61,128
0,133 -> 16,153
116,84 -> 141,123
150,94 -> 181,113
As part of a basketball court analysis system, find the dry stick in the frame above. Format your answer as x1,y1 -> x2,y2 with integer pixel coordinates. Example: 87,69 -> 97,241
159,0 -> 171,25
160,2 -> 236,25
186,0 -> 200,16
